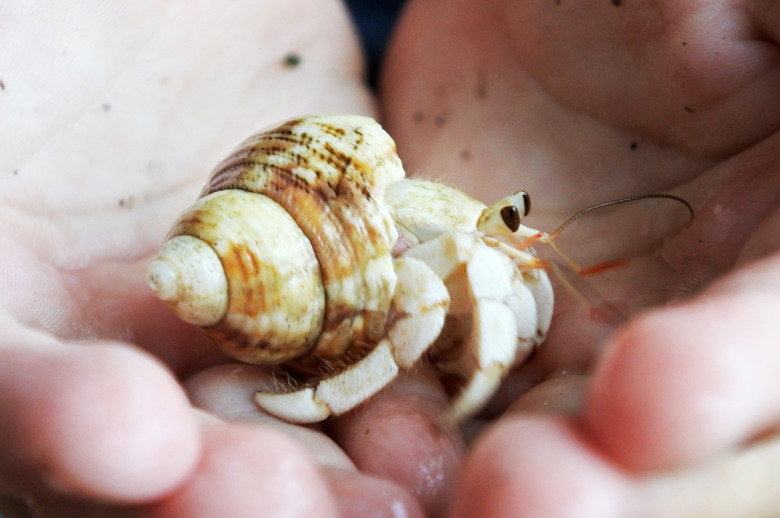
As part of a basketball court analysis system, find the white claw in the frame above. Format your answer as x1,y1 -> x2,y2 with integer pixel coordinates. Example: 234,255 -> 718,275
254,388 -> 330,424
147,235 -> 228,326
255,339 -> 400,423
388,256 -> 450,367
315,340 -> 399,414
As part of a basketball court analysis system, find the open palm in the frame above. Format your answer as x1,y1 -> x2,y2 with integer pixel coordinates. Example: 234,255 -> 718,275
3,1 -> 780,517
381,1 -> 780,516
0,2 -> 441,517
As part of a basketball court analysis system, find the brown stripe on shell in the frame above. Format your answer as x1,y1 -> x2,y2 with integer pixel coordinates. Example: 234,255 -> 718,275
168,189 -> 326,364
202,115 -> 405,358
290,306 -> 389,373
203,320 -> 318,366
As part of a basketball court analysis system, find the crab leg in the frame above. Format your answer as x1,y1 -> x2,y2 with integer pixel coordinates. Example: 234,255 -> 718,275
405,231 -> 548,424
254,257 -> 449,423
254,340 -> 399,423
442,296 -> 520,423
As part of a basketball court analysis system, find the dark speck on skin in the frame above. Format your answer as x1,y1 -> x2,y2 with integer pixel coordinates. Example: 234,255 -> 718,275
630,141 -> 638,150
283,53 -> 302,68
412,111 -> 424,123
460,149 -> 471,160
684,105 -> 695,113
435,115 -> 446,127
476,70 -> 487,99
118,196 -> 135,209
611,0 -> 621,5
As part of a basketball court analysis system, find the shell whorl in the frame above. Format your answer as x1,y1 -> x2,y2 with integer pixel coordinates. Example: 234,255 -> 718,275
201,115 -> 404,359
147,235 -> 229,326
150,114 -> 405,363
152,189 -> 326,364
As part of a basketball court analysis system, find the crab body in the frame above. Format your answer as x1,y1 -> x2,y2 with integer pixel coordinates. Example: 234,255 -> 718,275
148,114 -> 553,423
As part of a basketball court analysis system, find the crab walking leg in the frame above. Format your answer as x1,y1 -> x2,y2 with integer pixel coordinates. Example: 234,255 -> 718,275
385,257 -> 451,367
406,232 -> 545,423
442,298 -> 519,423
253,342 -> 399,423
254,257 -> 449,423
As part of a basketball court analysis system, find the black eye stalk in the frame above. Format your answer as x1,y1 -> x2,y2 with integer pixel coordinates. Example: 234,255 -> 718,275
498,191 -> 530,233
478,191 -> 532,236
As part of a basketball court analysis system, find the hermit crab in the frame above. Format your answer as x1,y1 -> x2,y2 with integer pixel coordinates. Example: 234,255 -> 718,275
147,114 -> 554,424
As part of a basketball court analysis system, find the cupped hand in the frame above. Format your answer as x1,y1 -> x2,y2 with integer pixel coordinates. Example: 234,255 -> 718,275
0,2 -> 460,517
381,0 -> 780,516
6,0 -> 780,516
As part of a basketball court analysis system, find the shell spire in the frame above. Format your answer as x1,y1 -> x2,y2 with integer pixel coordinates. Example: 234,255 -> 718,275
150,188 -> 327,365
147,235 -> 229,326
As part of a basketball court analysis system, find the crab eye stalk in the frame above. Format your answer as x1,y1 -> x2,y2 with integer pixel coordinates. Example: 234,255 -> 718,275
477,190 -> 532,235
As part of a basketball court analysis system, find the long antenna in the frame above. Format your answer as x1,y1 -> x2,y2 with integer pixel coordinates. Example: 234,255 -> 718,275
550,193 -> 694,239
489,192 -> 695,324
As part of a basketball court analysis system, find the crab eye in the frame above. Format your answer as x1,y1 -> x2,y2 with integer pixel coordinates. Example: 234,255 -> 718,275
500,205 -> 521,232
520,191 -> 531,217
477,190 -> 533,236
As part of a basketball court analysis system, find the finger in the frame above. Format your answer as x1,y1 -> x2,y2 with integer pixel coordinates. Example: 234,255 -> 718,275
144,420 -> 338,518
184,364 -> 427,518
587,254 -> 780,471
640,431 -> 780,518
505,372 -> 590,416
11,414 -> 422,518
184,363 -> 355,470
329,364 -> 466,518
452,416 -> 632,518
0,328 -> 200,503
454,415 -> 780,518
323,467 -> 426,518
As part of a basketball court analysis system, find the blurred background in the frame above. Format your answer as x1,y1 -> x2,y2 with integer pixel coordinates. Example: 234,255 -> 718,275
344,0 -> 406,88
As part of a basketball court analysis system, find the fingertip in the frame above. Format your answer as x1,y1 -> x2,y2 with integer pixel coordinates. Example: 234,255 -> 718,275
587,309 -> 720,470
587,299 -> 777,471
50,344 -> 201,501
150,422 -> 338,518
0,342 -> 200,502
323,467 -> 426,518
330,367 -> 465,517
185,363 -> 357,470
586,313 -> 672,469
505,373 -> 590,416
453,417 -> 631,518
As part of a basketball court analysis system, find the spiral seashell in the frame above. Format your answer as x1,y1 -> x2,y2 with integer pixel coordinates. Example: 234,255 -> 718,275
148,114 -> 556,424
148,114 -> 405,364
